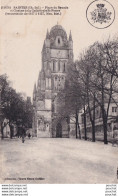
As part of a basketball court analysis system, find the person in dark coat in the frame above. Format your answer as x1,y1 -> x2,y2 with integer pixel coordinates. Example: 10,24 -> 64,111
28,133 -> 31,139
22,125 -> 26,143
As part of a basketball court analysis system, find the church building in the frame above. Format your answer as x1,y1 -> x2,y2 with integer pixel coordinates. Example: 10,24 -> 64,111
33,24 -> 73,137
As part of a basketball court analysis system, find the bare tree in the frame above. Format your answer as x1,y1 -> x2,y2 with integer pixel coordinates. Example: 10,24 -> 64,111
76,53 -> 96,142
57,62 -> 84,139
0,74 -> 33,139
79,40 -> 118,144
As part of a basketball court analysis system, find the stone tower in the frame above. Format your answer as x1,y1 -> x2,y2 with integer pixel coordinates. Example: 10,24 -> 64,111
33,24 -> 73,137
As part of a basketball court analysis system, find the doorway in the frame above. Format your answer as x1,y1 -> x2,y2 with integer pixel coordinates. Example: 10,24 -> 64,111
56,123 -> 62,138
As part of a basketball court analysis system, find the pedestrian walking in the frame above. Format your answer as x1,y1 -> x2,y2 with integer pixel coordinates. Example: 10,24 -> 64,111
21,124 -> 26,143
28,133 -> 31,139
22,134 -> 25,143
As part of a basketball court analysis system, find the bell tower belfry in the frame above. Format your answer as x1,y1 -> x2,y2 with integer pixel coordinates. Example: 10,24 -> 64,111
33,24 -> 73,138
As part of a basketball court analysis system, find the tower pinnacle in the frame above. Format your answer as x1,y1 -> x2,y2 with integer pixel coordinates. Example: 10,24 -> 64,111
46,29 -> 50,39
69,30 -> 72,41
42,41 -> 46,50
33,83 -> 36,94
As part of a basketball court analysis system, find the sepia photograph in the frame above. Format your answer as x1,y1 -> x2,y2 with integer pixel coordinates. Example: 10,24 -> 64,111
0,0 -> 118,184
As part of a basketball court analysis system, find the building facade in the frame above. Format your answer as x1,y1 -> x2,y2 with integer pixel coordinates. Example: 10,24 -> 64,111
33,24 -> 73,138
80,102 -> 118,139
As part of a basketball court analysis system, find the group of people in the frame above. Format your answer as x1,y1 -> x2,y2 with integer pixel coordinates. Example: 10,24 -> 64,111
17,124 -> 31,143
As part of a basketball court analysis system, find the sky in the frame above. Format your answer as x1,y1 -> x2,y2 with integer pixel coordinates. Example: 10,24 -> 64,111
0,0 -> 118,98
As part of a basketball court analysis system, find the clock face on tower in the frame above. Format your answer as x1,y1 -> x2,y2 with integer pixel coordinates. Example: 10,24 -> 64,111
51,49 -> 68,59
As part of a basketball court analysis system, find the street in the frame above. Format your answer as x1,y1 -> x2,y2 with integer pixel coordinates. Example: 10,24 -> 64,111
0,138 -> 118,184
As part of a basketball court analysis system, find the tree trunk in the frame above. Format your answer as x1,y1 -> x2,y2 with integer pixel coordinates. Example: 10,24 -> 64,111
83,106 -> 87,140
75,110 -> 78,139
92,94 -> 96,142
1,122 -> 4,139
78,122 -> 81,139
9,122 -> 13,139
67,116 -> 70,138
101,75 -> 108,144
102,112 -> 108,144
92,121 -> 95,142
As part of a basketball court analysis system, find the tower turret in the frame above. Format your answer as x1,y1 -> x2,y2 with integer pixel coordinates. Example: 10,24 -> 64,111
69,31 -> 73,49
68,31 -> 73,60
46,29 -> 50,39
33,83 -> 37,101
42,41 -> 46,51
45,29 -> 50,48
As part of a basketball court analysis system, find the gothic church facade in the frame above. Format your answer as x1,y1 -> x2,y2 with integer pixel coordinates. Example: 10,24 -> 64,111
33,24 -> 73,137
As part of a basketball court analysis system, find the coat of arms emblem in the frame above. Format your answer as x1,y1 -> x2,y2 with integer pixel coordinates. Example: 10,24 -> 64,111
91,4 -> 112,24
86,0 -> 115,29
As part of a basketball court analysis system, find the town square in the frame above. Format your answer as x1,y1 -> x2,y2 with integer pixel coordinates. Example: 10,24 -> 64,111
0,137 -> 118,184
0,0 -> 118,185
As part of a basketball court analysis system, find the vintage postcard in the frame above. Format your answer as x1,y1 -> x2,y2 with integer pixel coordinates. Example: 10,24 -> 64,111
0,0 -> 118,184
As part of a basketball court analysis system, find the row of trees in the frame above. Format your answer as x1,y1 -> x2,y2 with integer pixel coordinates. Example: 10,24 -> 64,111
0,74 -> 33,139
57,38 -> 118,144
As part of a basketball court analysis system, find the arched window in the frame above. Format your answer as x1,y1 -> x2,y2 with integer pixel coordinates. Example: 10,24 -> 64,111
58,38 -> 60,44
54,76 -> 58,90
49,78 -> 51,89
64,63 -> 66,72
52,100 -> 55,112
46,78 -> 48,89
45,78 -> 51,89
58,83 -> 61,90
53,61 -> 55,71
58,61 -> 60,71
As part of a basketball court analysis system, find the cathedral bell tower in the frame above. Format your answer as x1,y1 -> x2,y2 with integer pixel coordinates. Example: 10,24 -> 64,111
33,24 -> 73,138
